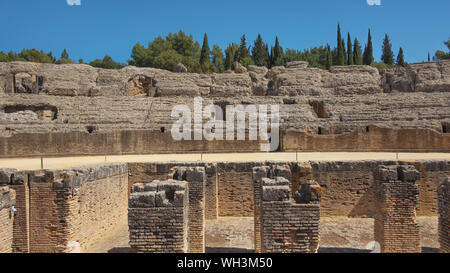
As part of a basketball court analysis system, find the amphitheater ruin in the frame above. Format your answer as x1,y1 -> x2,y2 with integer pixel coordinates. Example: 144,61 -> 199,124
0,60 -> 449,253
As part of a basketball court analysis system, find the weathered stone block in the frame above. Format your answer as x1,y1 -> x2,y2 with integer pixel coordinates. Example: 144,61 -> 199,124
263,185 -> 290,202
398,165 -> 421,182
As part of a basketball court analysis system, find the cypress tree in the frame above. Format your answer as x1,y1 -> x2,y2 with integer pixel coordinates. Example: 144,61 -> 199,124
347,33 -> 353,65
224,43 -> 238,70
271,36 -> 283,67
200,33 -> 211,71
326,44 -> 332,70
353,38 -> 362,65
381,34 -> 394,65
337,24 -> 345,66
61,49 -> 69,59
396,47 -> 405,67
363,29 -> 374,65
341,38 -> 347,65
238,34 -> 250,61
252,34 -> 269,67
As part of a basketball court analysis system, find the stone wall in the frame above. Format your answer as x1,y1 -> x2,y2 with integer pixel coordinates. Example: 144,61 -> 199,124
1,60 -> 448,97
0,186 -> 15,253
128,160 -> 449,219
373,165 -> 421,253
1,60 -> 449,157
258,176 -> 320,253
283,127 -> 449,152
438,177 -> 449,253
128,180 -> 189,253
0,163 -> 128,253
217,166 -> 255,217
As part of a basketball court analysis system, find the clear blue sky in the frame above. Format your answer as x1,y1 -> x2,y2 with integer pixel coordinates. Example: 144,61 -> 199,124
0,0 -> 449,64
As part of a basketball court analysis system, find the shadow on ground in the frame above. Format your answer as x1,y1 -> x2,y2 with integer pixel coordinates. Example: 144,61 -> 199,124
108,247 -> 134,253
318,247 -> 371,253
206,247 -> 255,253
319,247 -> 439,253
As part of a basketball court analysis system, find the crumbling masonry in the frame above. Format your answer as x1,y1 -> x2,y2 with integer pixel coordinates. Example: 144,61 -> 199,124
253,165 -> 321,253
128,166 -> 206,253
0,185 -> 15,253
374,165 -> 421,253
438,177 -> 449,253
128,180 -> 189,253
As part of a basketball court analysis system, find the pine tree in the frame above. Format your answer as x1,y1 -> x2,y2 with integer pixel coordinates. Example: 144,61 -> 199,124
252,34 -> 269,67
363,29 -> 374,65
353,38 -> 362,65
238,35 -> 250,61
61,49 -> 69,59
326,44 -> 332,70
347,33 -> 353,65
271,36 -> 283,67
200,33 -> 211,72
381,34 -> 394,65
337,24 -> 345,66
396,47 -> 405,67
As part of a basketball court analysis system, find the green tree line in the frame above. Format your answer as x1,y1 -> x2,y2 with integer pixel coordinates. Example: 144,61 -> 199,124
2,27 -> 448,71
0,48 -> 125,69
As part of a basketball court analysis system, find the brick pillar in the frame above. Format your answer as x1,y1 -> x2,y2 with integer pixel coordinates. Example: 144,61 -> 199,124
260,176 -> 321,253
29,170 -> 74,253
374,165 -> 421,253
129,180 -> 189,253
10,171 -> 30,253
0,185 -> 16,253
252,166 -> 270,253
169,166 -> 206,253
438,177 -> 449,253
205,163 -> 218,220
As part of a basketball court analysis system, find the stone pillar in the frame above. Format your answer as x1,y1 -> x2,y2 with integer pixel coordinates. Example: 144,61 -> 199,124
373,165 -> 421,253
438,177 -> 449,253
0,185 -> 16,253
259,176 -> 321,253
128,180 -> 189,253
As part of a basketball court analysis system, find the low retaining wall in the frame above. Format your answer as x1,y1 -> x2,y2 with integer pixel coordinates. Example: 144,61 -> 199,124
128,160 -> 449,218
1,127 -> 449,158
0,163 -> 128,253
283,127 -> 450,152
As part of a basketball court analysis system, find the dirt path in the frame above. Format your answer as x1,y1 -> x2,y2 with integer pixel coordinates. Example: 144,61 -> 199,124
1,152 -> 449,170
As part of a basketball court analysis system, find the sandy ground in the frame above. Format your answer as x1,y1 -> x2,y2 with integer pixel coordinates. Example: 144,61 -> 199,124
86,216 -> 439,253
1,152 -> 449,171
